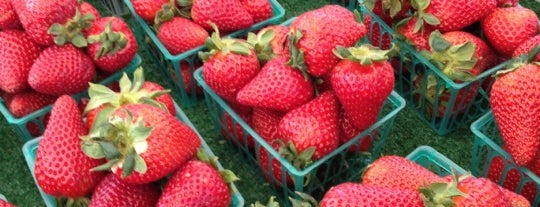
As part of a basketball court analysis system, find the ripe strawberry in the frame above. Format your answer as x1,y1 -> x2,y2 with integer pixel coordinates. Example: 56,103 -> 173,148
257,142 -> 294,187
200,27 -> 260,104
320,183 -> 424,207
78,1 -> 100,20
0,30 -> 42,93
364,0 -> 411,22
11,0 -> 78,46
497,185 -> 532,207
187,0 -> 253,32
221,109 -> 254,148
130,0 -> 168,23
89,173 -> 161,207
6,91 -> 56,118
179,61 -> 203,95
424,0 -> 497,32
236,56 -> 314,112
481,7 -> 539,58
278,91 -> 339,160
513,35 -> 540,62
0,0 -> 21,29
82,103 -> 201,184
395,17 -> 435,51
338,108 -> 374,152
527,151 -> 540,176
251,108 -> 284,143
487,155 -> 538,204
290,5 -> 366,76
497,0 -> 519,7
362,155 -> 444,190
364,15 -> 393,50
35,95 -> 106,197
247,25 -> 289,64
157,150 -> 238,207
28,44 -> 95,96
86,16 -> 138,73
156,17 -> 208,55
239,0 -> 272,23
0,199 -> 16,207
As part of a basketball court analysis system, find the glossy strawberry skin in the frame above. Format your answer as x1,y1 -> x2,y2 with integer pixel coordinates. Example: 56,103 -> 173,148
6,91 -> 56,118
251,108 -> 284,143
35,95 -> 106,198
426,0 -> 497,33
130,0 -> 168,23
239,0 -> 273,23
338,108 -> 374,153
488,155 -> 539,203
90,173 -> 161,207
453,177 -> 512,206
396,17 -> 435,51
0,0 -> 21,29
320,183 -> 424,207
158,17 -> 208,56
78,1 -> 100,20
221,109 -> 254,148
0,30 -> 42,94
86,17 -> 138,73
513,34 -> 540,62
157,160 -> 231,207
257,143 -> 294,187
191,0 -> 253,32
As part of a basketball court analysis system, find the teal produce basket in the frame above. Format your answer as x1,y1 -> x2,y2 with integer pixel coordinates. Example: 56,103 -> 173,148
359,6 -> 506,135
122,0 -> 285,108
406,145 -> 467,176
471,111 -> 540,206
194,67 -> 406,206
0,194 -> 6,202
22,102 -> 245,207
0,54 -> 142,142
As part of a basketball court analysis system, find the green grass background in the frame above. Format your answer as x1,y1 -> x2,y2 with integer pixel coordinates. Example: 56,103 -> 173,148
0,0 -> 539,206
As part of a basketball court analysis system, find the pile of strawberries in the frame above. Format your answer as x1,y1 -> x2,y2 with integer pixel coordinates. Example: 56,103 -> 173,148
0,0 -> 138,136
32,68 -> 238,206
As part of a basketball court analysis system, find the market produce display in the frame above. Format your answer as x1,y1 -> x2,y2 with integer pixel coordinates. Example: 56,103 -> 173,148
0,0 -> 539,206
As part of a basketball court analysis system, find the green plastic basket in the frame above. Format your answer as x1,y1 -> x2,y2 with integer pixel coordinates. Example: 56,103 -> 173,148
406,145 -> 467,176
332,0 -> 358,11
359,6 -> 505,136
0,194 -> 6,202
470,111 -> 540,206
194,67 -> 405,206
99,0 -> 130,17
122,0 -> 285,108
21,102 -> 245,207
0,54 -> 142,142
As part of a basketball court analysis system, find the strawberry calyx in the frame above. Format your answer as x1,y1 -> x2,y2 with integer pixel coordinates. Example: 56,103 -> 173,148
408,0 -> 440,32
154,1 -> 178,29
198,23 -> 252,62
251,196 -> 281,207
55,197 -> 90,207
48,8 -> 95,48
496,45 -> 540,76
196,148 -> 240,193
419,170 -> 470,207
86,19 -> 128,59
289,191 -> 319,207
333,44 -> 390,65
275,140 -> 315,186
363,0 -> 406,19
286,29 -> 310,80
247,28 -> 278,63
176,0 -> 193,19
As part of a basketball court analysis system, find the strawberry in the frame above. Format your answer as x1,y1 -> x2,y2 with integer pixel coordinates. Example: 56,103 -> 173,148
6,90 -> 56,118
0,199 -> 16,207
487,155 -> 538,204
481,7 -> 539,58
513,35 -> 540,62
236,56 -> 314,112
28,44 -> 95,96
81,103 -> 201,184
130,0 -> 168,23
156,150 -> 238,207
423,0 -> 497,32
0,30 -> 42,93
239,0 -> 273,23
35,95 -> 106,198
78,1 -> 100,20
290,5 -> 366,76
257,142 -> 295,187
11,0 -> 78,46
251,107 -> 284,143
394,17 -> 435,51
278,91 -> 339,160
363,0 -> 411,22
527,151 -> 540,176
200,27 -> 260,104
362,155 -> 445,190
490,50 -> 540,166
156,16 -> 208,56
177,61 -> 203,95
86,16 -> 138,73
497,185 -> 532,207
89,173 -> 161,207
183,0 -> 254,33
331,45 -> 394,131
320,183 -> 424,207
338,108 -> 374,152
497,0 -> 519,7
364,15 -> 393,50
221,109 -> 254,148
0,0 -> 21,29
247,25 -> 289,64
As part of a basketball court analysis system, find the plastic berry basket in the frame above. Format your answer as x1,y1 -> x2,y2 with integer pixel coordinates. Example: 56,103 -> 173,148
359,5 -> 507,135
99,0 -> 130,17
0,54 -> 142,142
194,67 -> 406,205
0,194 -> 6,202
333,0 -> 359,11
122,0 -> 285,108
470,111 -> 540,206
21,101 -> 245,207
406,145 -> 467,176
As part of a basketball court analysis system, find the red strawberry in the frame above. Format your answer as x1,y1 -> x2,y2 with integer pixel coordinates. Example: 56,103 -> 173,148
338,108 -> 374,152
157,150 -> 238,207
35,95 -> 106,197
487,155 -> 538,204
28,44 -> 95,96
78,1 -> 100,20
221,109 -> 255,148
331,45 -> 394,130
247,25 -> 289,64
82,103 -> 201,184
239,0 -> 272,23
156,17 -> 208,56
278,91 -> 339,160
86,16 -> 138,73
251,108 -> 284,143
257,142 -> 294,187
6,91 -> 56,118
89,173 -> 161,207
0,0 -> 21,29
424,0 -> 497,32
0,199 -> 16,207
11,0 -> 78,46
395,17 -> 435,51
320,183 -> 424,207
188,0 -> 253,32
513,35 -> 540,62
362,155 -> 445,190
179,61 -> 203,95
364,0 -> 411,22
290,5 -> 366,76
200,28 -> 260,104
364,15 -> 393,50
527,151 -> 540,176
130,0 -> 168,23
236,56 -> 314,112
0,30 -> 42,93
497,185 -> 532,207
497,0 -> 519,7
481,7 -> 539,58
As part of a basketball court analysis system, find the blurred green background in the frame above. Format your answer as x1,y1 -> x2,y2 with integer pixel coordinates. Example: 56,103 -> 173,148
0,0 -> 539,206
